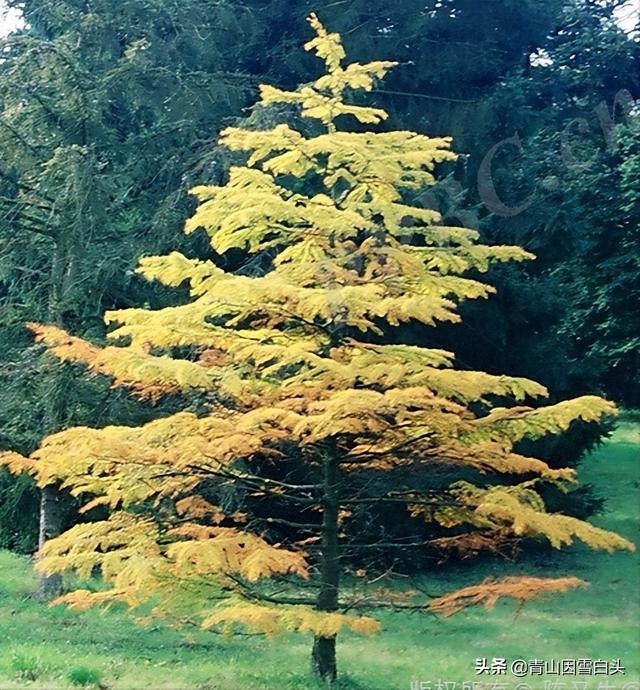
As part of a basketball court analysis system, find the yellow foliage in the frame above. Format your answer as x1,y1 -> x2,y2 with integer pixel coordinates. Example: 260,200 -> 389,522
0,450 -> 38,475
471,485 -> 635,552
412,482 -> 636,553
167,528 -> 309,581
304,12 -> 346,73
428,576 -> 587,617
201,601 -> 380,638
29,323 -> 217,398
468,396 -> 617,443
7,13 -> 632,644
175,497 -> 225,522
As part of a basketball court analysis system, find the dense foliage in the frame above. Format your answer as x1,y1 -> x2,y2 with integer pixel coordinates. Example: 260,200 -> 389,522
2,18 -> 634,683
0,0 -> 260,557
0,0 -> 637,596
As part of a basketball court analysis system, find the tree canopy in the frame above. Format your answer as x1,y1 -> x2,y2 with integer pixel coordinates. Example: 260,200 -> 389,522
2,15 -> 634,683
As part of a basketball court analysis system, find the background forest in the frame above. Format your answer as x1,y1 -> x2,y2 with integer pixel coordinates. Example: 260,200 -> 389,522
1,0 -> 638,553
0,1 -> 638,689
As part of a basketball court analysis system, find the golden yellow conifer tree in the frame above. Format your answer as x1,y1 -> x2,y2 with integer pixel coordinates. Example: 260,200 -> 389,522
2,15 -> 634,684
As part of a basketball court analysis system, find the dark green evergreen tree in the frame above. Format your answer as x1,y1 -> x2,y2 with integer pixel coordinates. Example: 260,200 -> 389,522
0,0 -> 260,587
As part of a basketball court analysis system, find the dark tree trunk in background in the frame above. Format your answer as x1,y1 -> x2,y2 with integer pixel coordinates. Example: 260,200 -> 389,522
312,454 -> 340,684
37,211 -> 81,599
37,484 -> 63,600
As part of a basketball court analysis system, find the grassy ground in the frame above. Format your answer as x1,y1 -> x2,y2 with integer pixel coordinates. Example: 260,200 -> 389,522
0,424 -> 638,690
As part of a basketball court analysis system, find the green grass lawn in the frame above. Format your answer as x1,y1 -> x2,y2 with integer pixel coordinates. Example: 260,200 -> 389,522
1,423 -> 638,690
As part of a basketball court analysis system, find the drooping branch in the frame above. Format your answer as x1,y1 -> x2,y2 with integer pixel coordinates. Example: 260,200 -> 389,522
426,576 -> 588,618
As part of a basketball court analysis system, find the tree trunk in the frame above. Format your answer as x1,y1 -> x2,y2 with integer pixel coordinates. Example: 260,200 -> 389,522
312,636 -> 337,684
37,484 -> 63,600
311,454 -> 340,684
36,236 -> 72,600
